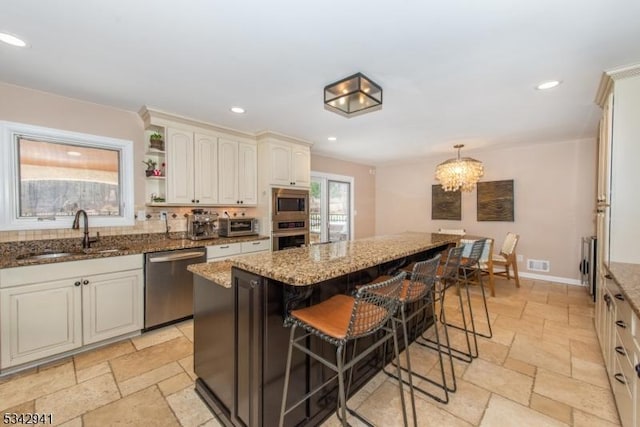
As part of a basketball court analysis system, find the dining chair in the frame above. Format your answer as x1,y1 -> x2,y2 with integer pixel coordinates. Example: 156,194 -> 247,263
482,232 -> 520,294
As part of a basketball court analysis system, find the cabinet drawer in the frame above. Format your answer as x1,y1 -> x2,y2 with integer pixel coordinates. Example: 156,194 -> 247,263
615,330 -> 636,382
241,240 -> 269,253
206,243 -> 242,260
612,355 -> 634,427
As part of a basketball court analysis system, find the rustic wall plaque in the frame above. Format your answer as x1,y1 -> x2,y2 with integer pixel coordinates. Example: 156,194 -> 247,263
431,185 -> 461,220
477,180 -> 514,221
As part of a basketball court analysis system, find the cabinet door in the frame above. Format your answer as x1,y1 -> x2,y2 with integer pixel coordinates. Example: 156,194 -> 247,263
82,270 -> 143,345
1,280 -> 82,368
194,133 -> 218,204
238,142 -> 257,205
218,138 -> 239,204
166,128 -> 195,204
291,145 -> 310,187
268,142 -> 292,186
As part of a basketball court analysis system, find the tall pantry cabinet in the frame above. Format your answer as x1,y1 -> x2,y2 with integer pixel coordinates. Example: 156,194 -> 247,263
594,64 -> 640,427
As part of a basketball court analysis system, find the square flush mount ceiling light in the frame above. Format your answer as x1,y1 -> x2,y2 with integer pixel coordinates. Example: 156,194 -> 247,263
324,73 -> 382,118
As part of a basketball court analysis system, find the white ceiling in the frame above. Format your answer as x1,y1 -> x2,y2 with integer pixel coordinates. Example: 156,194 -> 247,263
2,0 -> 640,165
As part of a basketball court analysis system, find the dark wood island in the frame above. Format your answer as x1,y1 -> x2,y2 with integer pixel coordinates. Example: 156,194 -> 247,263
188,232 -> 457,427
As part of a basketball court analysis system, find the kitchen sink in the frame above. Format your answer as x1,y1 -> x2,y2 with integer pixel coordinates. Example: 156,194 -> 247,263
16,251 -> 85,261
93,247 -> 128,254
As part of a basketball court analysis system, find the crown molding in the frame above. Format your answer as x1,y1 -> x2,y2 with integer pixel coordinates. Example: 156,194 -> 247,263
595,63 -> 640,108
255,130 -> 314,147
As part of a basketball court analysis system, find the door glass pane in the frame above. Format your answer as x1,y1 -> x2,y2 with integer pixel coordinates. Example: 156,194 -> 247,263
328,180 -> 349,242
309,177 -> 322,243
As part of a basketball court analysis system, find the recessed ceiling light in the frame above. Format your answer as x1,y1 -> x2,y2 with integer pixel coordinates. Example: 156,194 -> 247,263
536,80 -> 561,90
328,137 -> 337,141
230,107 -> 245,114
67,151 -> 82,156
0,32 -> 27,47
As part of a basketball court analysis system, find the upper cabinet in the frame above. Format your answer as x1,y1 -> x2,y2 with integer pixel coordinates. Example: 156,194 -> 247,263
218,138 -> 257,205
166,128 -> 218,204
139,108 -> 309,206
595,66 -> 640,265
258,136 -> 311,188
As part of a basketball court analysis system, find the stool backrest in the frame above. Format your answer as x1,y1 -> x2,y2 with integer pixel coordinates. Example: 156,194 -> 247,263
467,239 -> 488,264
348,272 -> 405,340
440,246 -> 464,281
405,254 -> 441,303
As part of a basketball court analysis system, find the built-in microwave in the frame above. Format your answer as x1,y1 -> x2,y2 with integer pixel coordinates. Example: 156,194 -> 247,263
272,188 -> 309,221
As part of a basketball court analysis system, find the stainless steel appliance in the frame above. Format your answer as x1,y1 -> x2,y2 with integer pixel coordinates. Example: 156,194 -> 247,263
187,211 -> 219,241
218,217 -> 258,237
272,188 -> 309,221
144,248 -> 206,329
271,188 -> 310,250
579,236 -> 597,302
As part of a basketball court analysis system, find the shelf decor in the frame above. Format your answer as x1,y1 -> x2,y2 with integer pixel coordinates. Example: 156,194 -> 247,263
324,72 -> 382,118
149,132 -> 164,151
432,184 -> 461,220
477,179 -> 514,221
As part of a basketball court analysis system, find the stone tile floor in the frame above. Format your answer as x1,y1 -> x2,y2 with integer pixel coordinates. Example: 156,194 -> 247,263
0,277 -> 621,426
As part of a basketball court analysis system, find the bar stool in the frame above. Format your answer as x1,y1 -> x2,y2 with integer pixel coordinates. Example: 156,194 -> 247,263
418,245 -> 476,364
278,272 -> 409,427
459,238 -> 493,340
372,254 -> 456,409
441,239 -> 492,361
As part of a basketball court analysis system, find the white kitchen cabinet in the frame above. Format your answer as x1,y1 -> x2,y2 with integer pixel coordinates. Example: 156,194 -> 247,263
206,239 -> 269,262
218,138 -> 257,205
166,128 -> 218,204
0,255 -> 143,369
0,279 -> 82,368
259,138 -> 311,188
82,269 -> 144,345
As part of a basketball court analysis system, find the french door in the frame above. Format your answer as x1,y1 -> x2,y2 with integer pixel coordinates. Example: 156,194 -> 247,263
310,173 -> 353,243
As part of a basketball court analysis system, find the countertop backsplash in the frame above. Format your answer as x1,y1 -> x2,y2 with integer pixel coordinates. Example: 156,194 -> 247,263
0,206 -> 258,243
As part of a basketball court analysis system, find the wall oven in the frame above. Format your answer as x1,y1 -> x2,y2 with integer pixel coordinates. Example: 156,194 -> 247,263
272,188 -> 309,221
272,230 -> 309,251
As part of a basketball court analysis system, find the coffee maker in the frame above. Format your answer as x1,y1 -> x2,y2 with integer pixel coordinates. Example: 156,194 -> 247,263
187,210 -> 218,240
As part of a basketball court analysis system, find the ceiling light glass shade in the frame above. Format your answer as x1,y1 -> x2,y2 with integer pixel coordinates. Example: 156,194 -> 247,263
324,73 -> 382,118
435,144 -> 484,192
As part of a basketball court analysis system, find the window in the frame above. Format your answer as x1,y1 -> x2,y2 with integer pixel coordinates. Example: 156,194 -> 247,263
310,172 -> 354,243
1,121 -> 134,230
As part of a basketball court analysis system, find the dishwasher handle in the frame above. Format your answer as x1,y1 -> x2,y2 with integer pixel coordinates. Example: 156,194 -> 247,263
149,251 -> 205,263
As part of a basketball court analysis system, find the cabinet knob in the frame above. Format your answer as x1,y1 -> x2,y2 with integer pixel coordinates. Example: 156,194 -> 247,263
605,274 -> 612,280
614,373 -> 627,385
615,320 -> 627,329
250,279 -> 259,288
635,364 -> 640,378
74,281 -> 81,287
614,293 -> 625,301
192,199 -> 195,203
82,279 -> 89,285
240,200 -> 244,204
196,200 -> 199,203
615,346 -> 626,356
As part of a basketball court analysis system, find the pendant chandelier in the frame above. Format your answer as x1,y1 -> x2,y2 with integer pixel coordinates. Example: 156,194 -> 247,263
435,144 -> 484,192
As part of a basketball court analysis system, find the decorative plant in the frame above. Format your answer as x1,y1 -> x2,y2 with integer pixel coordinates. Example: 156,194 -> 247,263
150,132 -> 163,141
142,159 -> 157,170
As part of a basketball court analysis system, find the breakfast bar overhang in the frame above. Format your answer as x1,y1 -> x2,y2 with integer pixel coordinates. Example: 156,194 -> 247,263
189,233 -> 458,427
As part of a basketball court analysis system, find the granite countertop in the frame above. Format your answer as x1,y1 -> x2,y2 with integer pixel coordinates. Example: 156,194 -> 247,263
0,234 -> 269,269
189,232 -> 457,287
607,262 -> 640,319
188,260 -> 234,288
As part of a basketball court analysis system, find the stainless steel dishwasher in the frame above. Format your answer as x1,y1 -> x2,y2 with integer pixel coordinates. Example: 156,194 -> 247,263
144,248 -> 206,329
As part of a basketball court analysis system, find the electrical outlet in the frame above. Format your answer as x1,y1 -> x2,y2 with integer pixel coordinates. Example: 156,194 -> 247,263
160,210 -> 168,220
517,254 -> 523,262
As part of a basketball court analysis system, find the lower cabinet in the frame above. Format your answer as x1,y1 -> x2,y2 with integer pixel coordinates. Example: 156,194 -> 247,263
0,255 -> 143,370
596,266 -> 640,427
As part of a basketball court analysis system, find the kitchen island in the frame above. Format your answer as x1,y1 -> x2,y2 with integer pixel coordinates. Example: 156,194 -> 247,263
189,232 -> 458,427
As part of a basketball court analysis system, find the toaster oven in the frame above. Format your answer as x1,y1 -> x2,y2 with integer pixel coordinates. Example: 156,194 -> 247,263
218,217 -> 258,237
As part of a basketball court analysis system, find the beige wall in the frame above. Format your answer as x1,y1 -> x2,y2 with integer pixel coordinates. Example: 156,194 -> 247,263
0,83 -> 154,241
311,154 -> 376,239
375,139 -> 597,282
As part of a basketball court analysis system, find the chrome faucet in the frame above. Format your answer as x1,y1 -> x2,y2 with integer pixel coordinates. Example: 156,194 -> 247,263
72,209 -> 99,249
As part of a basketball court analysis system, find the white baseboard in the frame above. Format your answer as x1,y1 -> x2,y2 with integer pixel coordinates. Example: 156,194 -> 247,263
519,272 -> 583,286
